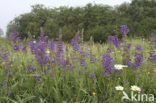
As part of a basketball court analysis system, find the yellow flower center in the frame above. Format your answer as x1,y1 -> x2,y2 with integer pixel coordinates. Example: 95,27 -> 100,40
116,66 -> 120,69
46,51 -> 50,54
92,92 -> 96,95
133,88 -> 137,91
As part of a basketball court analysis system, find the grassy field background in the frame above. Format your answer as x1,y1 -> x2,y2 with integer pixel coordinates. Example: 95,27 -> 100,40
0,36 -> 155,103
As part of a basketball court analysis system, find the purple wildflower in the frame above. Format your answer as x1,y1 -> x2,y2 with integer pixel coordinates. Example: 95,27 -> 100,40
3,83 -> 6,88
108,36 -> 113,44
71,33 -> 80,52
102,50 -> 114,77
26,65 -> 34,72
48,41 -> 55,51
88,49 -> 97,64
7,89 -> 10,95
34,75 -> 42,83
134,45 -> 144,69
55,34 -> 64,67
108,36 -> 121,49
120,25 -> 129,35
13,44 -> 20,51
9,32 -> 22,51
26,65 -> 31,72
41,99 -> 46,102
148,34 -> 156,67
91,73 -> 94,79
9,32 -> 16,42
28,40 -> 35,53
22,46 -> 27,53
78,50 -> 87,69
123,44 -> 132,67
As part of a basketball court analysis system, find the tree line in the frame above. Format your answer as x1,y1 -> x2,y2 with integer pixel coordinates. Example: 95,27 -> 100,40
7,0 -> 156,42
0,28 -> 4,37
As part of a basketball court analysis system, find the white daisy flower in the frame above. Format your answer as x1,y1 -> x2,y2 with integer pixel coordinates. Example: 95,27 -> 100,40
131,85 -> 141,92
33,41 -> 36,43
115,85 -> 124,91
46,50 -> 50,54
114,64 -> 128,70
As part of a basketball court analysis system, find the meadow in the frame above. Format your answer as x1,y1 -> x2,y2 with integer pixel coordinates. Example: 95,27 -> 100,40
0,25 -> 156,103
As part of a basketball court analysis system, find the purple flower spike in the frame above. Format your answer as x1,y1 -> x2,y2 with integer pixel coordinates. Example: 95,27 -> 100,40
102,50 -> 114,77
120,25 -> 129,35
71,34 -> 80,52
148,34 -> 156,67
91,73 -> 94,79
108,35 -> 121,49
123,44 -> 132,67
134,45 -> 144,69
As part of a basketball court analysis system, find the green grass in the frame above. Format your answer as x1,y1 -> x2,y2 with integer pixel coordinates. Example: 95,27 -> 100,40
0,38 -> 155,103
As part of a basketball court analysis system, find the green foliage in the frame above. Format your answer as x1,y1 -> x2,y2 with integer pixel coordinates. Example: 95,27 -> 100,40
7,0 -> 156,42
86,25 -> 119,42
0,28 -> 4,37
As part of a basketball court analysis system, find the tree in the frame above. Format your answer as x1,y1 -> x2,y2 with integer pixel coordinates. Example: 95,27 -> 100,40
6,0 -> 156,42
0,28 -> 4,37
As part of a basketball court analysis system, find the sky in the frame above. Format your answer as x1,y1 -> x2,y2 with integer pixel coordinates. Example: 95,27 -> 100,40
0,0 -> 131,35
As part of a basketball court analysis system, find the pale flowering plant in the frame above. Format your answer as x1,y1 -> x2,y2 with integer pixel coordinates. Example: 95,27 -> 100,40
115,85 -> 124,91
45,50 -> 50,54
114,64 -> 128,70
131,85 -> 141,92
